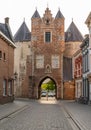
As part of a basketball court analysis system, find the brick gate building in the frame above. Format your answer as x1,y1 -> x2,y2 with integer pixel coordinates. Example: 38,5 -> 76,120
14,7 -> 84,99
28,7 -> 65,99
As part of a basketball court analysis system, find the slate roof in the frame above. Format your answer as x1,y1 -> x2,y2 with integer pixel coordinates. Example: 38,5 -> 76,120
0,23 -> 14,42
14,21 -> 31,42
32,9 -> 40,18
65,21 -> 83,42
63,56 -> 72,81
55,9 -> 64,19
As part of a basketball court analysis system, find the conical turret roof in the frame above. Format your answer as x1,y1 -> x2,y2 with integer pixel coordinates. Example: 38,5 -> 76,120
32,9 -> 40,18
14,21 -> 31,42
55,9 -> 64,19
65,21 -> 83,42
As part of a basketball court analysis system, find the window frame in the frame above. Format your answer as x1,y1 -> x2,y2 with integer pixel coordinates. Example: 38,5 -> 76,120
36,55 -> 44,69
44,32 -> 52,43
52,55 -> 60,69
3,79 -> 7,96
0,51 -> 2,59
3,52 -> 6,61
8,80 -> 12,96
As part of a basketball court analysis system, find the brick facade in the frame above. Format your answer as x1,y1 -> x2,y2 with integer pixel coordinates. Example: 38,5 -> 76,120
29,8 -> 65,99
14,8 -> 84,100
63,81 -> 75,100
0,36 -> 15,104
73,50 -> 82,100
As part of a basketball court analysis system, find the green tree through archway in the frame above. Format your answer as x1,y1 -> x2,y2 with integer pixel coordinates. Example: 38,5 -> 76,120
41,80 -> 55,91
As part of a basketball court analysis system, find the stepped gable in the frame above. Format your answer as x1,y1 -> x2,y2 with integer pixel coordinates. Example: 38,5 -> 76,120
0,18 -> 14,42
55,9 -> 64,19
65,21 -> 83,42
32,9 -> 40,18
14,21 -> 31,42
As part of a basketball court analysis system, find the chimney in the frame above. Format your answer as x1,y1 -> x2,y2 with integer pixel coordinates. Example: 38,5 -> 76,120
5,17 -> 9,24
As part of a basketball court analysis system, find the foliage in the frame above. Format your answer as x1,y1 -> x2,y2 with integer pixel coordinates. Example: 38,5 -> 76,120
41,80 -> 55,91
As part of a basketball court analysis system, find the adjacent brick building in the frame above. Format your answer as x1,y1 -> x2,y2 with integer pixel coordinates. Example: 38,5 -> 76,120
73,49 -> 82,100
85,12 -> 91,103
0,18 -> 16,104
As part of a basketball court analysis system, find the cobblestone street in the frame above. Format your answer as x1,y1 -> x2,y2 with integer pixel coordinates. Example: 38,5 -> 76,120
0,99 -> 73,130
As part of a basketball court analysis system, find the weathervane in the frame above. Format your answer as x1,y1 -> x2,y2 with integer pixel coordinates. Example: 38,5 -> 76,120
47,2 -> 49,8
23,17 -> 25,22
35,6 -> 37,10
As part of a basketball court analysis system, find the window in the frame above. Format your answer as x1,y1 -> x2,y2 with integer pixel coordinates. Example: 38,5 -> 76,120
0,51 -> 2,59
36,55 -> 44,68
8,81 -> 12,95
3,53 -> 6,60
83,50 -> 89,73
45,32 -> 51,43
52,55 -> 60,68
3,79 -> 7,96
45,18 -> 50,25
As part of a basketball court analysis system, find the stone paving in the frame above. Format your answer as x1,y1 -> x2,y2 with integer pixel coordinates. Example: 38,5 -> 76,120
0,100 -> 28,120
60,100 -> 91,130
0,99 -> 73,130
0,99 -> 91,130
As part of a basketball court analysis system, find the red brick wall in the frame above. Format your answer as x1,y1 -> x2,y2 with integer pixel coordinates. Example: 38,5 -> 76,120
74,55 -> 82,78
63,81 -> 75,100
0,37 -> 14,104
29,8 -> 65,99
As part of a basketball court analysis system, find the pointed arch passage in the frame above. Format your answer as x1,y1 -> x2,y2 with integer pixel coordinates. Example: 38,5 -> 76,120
38,76 -> 57,99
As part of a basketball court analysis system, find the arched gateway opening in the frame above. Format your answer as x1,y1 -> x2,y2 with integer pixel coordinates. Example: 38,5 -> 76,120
38,77 -> 57,99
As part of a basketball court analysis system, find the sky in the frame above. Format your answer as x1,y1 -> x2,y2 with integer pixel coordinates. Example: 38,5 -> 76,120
0,0 -> 91,36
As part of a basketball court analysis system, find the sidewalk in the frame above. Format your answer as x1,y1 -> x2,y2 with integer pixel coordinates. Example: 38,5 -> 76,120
0,99 -> 28,120
60,100 -> 91,130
